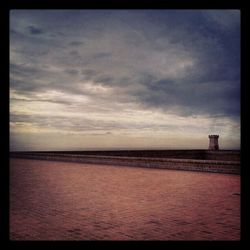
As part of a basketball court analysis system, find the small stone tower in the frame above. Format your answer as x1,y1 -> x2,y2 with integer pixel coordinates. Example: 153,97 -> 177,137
208,135 -> 219,150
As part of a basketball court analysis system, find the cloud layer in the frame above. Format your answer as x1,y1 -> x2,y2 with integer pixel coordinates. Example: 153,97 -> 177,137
10,10 -> 240,150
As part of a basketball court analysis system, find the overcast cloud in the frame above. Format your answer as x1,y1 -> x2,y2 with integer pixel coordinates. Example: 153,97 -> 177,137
10,10 -> 240,150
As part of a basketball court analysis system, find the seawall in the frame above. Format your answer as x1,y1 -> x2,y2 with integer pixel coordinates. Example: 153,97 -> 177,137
10,151 -> 240,175
10,150 -> 240,161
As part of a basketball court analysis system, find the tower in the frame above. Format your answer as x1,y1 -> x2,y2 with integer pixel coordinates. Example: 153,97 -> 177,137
208,135 -> 219,150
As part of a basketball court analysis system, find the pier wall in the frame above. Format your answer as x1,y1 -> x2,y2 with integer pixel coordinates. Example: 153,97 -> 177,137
10,151 -> 240,174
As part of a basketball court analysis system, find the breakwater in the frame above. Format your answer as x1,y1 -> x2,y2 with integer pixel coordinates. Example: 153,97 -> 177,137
10,150 -> 240,174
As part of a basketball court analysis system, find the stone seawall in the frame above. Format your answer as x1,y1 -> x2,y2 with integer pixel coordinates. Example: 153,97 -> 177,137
12,149 -> 240,161
10,152 -> 240,174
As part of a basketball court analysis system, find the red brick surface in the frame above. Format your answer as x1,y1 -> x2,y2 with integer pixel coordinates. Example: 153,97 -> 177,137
10,158 -> 240,240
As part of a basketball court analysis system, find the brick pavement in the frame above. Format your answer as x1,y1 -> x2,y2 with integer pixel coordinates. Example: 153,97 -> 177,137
10,158 -> 240,240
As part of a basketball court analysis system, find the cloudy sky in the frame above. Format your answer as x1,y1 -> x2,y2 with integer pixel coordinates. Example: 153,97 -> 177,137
10,10 -> 240,151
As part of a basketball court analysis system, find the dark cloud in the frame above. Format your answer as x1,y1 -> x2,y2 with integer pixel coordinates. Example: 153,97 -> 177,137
68,41 -> 84,46
94,75 -> 114,84
64,69 -> 79,75
27,25 -> 44,35
92,52 -> 112,60
10,63 -> 44,78
69,50 -> 79,56
136,78 -> 240,118
81,69 -> 97,77
10,77 -> 42,92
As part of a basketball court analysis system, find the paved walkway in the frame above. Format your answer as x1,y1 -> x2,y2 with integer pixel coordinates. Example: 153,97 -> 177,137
10,158 -> 240,240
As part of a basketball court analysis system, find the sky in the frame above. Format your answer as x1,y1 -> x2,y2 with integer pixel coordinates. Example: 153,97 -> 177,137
10,10 -> 241,151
